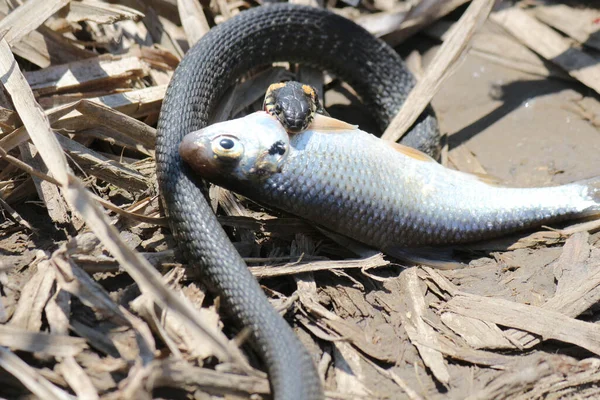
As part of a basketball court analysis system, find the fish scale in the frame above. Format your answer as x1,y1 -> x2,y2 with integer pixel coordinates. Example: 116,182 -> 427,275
180,112 -> 600,254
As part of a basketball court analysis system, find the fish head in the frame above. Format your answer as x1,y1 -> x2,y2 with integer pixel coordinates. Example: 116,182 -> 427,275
179,111 -> 290,184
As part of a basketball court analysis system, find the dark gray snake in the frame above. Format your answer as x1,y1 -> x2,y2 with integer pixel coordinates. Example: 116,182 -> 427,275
155,4 -> 439,399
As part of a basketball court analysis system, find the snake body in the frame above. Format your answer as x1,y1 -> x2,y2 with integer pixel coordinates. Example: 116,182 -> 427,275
155,4 -> 439,399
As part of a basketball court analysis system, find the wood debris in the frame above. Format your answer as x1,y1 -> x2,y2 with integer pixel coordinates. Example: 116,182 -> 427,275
65,0 -> 144,24
382,0 -> 494,141
491,6 -> 600,95
0,0 -> 72,45
24,55 -> 148,95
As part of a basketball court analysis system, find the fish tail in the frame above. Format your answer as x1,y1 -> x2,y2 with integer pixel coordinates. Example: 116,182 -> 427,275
583,176 -> 600,201
576,176 -> 600,215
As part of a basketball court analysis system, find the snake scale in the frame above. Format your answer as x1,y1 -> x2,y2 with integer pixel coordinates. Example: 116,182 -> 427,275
155,4 -> 439,399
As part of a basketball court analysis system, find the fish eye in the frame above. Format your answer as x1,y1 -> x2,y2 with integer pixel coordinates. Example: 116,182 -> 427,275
212,135 -> 243,160
219,138 -> 234,149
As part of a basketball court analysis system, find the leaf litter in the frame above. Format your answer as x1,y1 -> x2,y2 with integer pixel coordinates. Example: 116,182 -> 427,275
0,0 -> 600,399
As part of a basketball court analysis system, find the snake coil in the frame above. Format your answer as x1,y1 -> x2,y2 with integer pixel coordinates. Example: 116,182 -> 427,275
156,4 -> 439,399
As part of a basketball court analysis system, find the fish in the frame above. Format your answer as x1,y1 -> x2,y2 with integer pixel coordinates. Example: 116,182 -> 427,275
179,111 -> 600,254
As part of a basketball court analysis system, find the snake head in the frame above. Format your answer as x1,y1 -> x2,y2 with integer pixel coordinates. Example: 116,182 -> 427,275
179,112 -> 291,185
264,81 -> 318,133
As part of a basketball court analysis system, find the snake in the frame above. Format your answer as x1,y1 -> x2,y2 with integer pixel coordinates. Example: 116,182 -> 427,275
155,4 -> 439,400
263,81 -> 328,133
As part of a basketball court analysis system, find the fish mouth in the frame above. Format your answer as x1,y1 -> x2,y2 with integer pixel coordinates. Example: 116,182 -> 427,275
179,133 -> 207,167
178,131 -> 227,179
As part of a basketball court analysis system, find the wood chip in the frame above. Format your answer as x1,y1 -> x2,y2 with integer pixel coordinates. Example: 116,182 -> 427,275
24,55 -> 148,95
0,324 -> 87,357
560,218 -> 600,236
0,0 -> 71,45
44,289 -> 71,335
503,233 -> 600,348
426,20 -> 571,79
249,253 -> 389,278
72,100 -> 157,148
19,141 -> 70,224
146,359 -> 270,396
177,0 -> 209,46
55,132 -> 150,193
552,231 -> 591,296
466,354 -> 600,400
0,145 -> 163,226
0,191 -> 33,230
12,25 -> 96,68
143,6 -> 185,59
491,6 -> 600,96
355,6 -> 410,38
56,84 -> 166,117
444,291 -> 600,356
534,3 -> 600,52
398,268 -> 449,384
434,334 -> 516,367
0,347 -> 75,400
447,144 -> 487,174
55,357 -> 99,400
382,0 -> 494,142
296,274 -> 396,363
332,342 -> 373,397
380,0 -> 470,45
129,269 -> 224,361
9,260 -> 55,331
440,312 -> 514,350
66,0 -> 144,24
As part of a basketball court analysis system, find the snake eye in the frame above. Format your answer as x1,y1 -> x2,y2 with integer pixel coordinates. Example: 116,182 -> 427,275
212,135 -> 243,160
303,114 -> 313,130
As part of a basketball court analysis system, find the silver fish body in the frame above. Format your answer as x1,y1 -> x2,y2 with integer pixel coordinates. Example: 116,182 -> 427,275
180,112 -> 600,250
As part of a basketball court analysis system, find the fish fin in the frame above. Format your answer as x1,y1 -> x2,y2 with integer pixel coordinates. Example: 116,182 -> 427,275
464,171 -> 505,186
316,226 -> 467,270
384,246 -> 467,270
387,142 -> 437,163
308,113 -> 358,132
388,142 -> 505,183
315,226 -> 380,258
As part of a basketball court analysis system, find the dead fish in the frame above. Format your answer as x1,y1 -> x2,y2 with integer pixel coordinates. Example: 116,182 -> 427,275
179,111 -> 600,253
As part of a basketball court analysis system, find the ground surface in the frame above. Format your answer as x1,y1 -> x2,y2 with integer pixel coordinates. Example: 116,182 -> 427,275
319,21 -> 600,397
